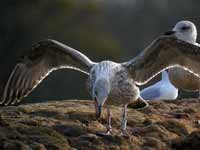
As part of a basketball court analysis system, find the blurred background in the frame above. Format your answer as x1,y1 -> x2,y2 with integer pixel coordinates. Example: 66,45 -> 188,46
0,0 -> 200,103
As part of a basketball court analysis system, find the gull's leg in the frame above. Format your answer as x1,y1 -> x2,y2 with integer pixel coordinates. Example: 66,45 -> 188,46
120,104 -> 129,137
105,106 -> 112,134
96,105 -> 113,136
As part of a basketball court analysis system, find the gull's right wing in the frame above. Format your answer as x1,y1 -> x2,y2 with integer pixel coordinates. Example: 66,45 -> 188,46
1,39 -> 95,105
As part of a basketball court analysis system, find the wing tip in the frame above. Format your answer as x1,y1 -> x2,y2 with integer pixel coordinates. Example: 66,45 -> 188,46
31,39 -> 58,50
39,39 -> 58,45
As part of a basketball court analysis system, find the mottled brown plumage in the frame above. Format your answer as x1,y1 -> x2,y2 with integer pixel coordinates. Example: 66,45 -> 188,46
2,39 -> 94,105
168,68 -> 200,91
107,68 -> 139,106
124,36 -> 200,85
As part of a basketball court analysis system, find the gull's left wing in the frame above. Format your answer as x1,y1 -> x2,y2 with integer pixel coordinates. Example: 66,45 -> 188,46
123,36 -> 200,85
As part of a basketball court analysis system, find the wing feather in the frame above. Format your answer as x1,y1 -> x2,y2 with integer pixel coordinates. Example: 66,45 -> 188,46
1,39 -> 95,105
123,36 -> 200,85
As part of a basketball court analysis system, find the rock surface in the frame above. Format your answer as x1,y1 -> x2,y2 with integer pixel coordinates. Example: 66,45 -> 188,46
0,99 -> 200,150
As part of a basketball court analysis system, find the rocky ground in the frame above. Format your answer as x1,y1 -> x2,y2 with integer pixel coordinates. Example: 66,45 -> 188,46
0,99 -> 200,150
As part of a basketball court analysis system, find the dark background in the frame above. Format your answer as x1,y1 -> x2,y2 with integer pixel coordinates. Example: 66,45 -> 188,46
0,0 -> 199,103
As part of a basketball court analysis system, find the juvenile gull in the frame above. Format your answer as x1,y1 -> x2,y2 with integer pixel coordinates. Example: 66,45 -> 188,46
1,36 -> 200,136
140,70 -> 178,100
165,21 -> 200,94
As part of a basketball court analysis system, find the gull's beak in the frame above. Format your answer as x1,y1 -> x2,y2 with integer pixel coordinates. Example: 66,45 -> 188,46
94,98 -> 104,119
164,30 -> 176,36
94,98 -> 102,119
96,105 -> 102,119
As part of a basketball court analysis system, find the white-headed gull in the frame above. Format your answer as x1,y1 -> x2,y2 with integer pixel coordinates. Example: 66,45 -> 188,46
140,70 -> 178,100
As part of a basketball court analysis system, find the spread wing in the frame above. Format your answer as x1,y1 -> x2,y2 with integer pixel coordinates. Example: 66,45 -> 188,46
1,39 -> 95,105
123,36 -> 200,85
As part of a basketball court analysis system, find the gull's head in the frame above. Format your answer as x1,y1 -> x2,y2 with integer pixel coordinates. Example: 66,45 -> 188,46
165,21 -> 197,43
92,78 -> 111,119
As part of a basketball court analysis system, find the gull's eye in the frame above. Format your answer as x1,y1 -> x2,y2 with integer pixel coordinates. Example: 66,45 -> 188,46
181,26 -> 190,31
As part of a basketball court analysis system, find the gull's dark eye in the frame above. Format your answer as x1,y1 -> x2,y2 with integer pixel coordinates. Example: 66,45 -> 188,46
181,26 -> 190,31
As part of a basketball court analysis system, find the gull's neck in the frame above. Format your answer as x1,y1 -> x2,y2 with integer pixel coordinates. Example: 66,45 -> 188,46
174,30 -> 197,44
94,61 -> 119,82
175,33 -> 196,44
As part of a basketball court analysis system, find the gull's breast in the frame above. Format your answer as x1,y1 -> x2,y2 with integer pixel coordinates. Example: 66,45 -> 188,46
107,69 -> 140,106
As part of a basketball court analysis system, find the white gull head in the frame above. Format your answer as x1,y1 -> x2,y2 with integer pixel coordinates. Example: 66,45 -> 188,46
165,21 -> 197,44
173,21 -> 197,43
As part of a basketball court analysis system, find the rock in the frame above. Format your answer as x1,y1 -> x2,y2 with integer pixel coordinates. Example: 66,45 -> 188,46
53,124 -> 87,137
172,131 -> 200,150
0,99 -> 199,149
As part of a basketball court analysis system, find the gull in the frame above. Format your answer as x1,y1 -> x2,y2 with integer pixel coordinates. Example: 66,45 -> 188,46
165,21 -> 200,94
140,70 -> 178,100
1,35 -> 200,136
